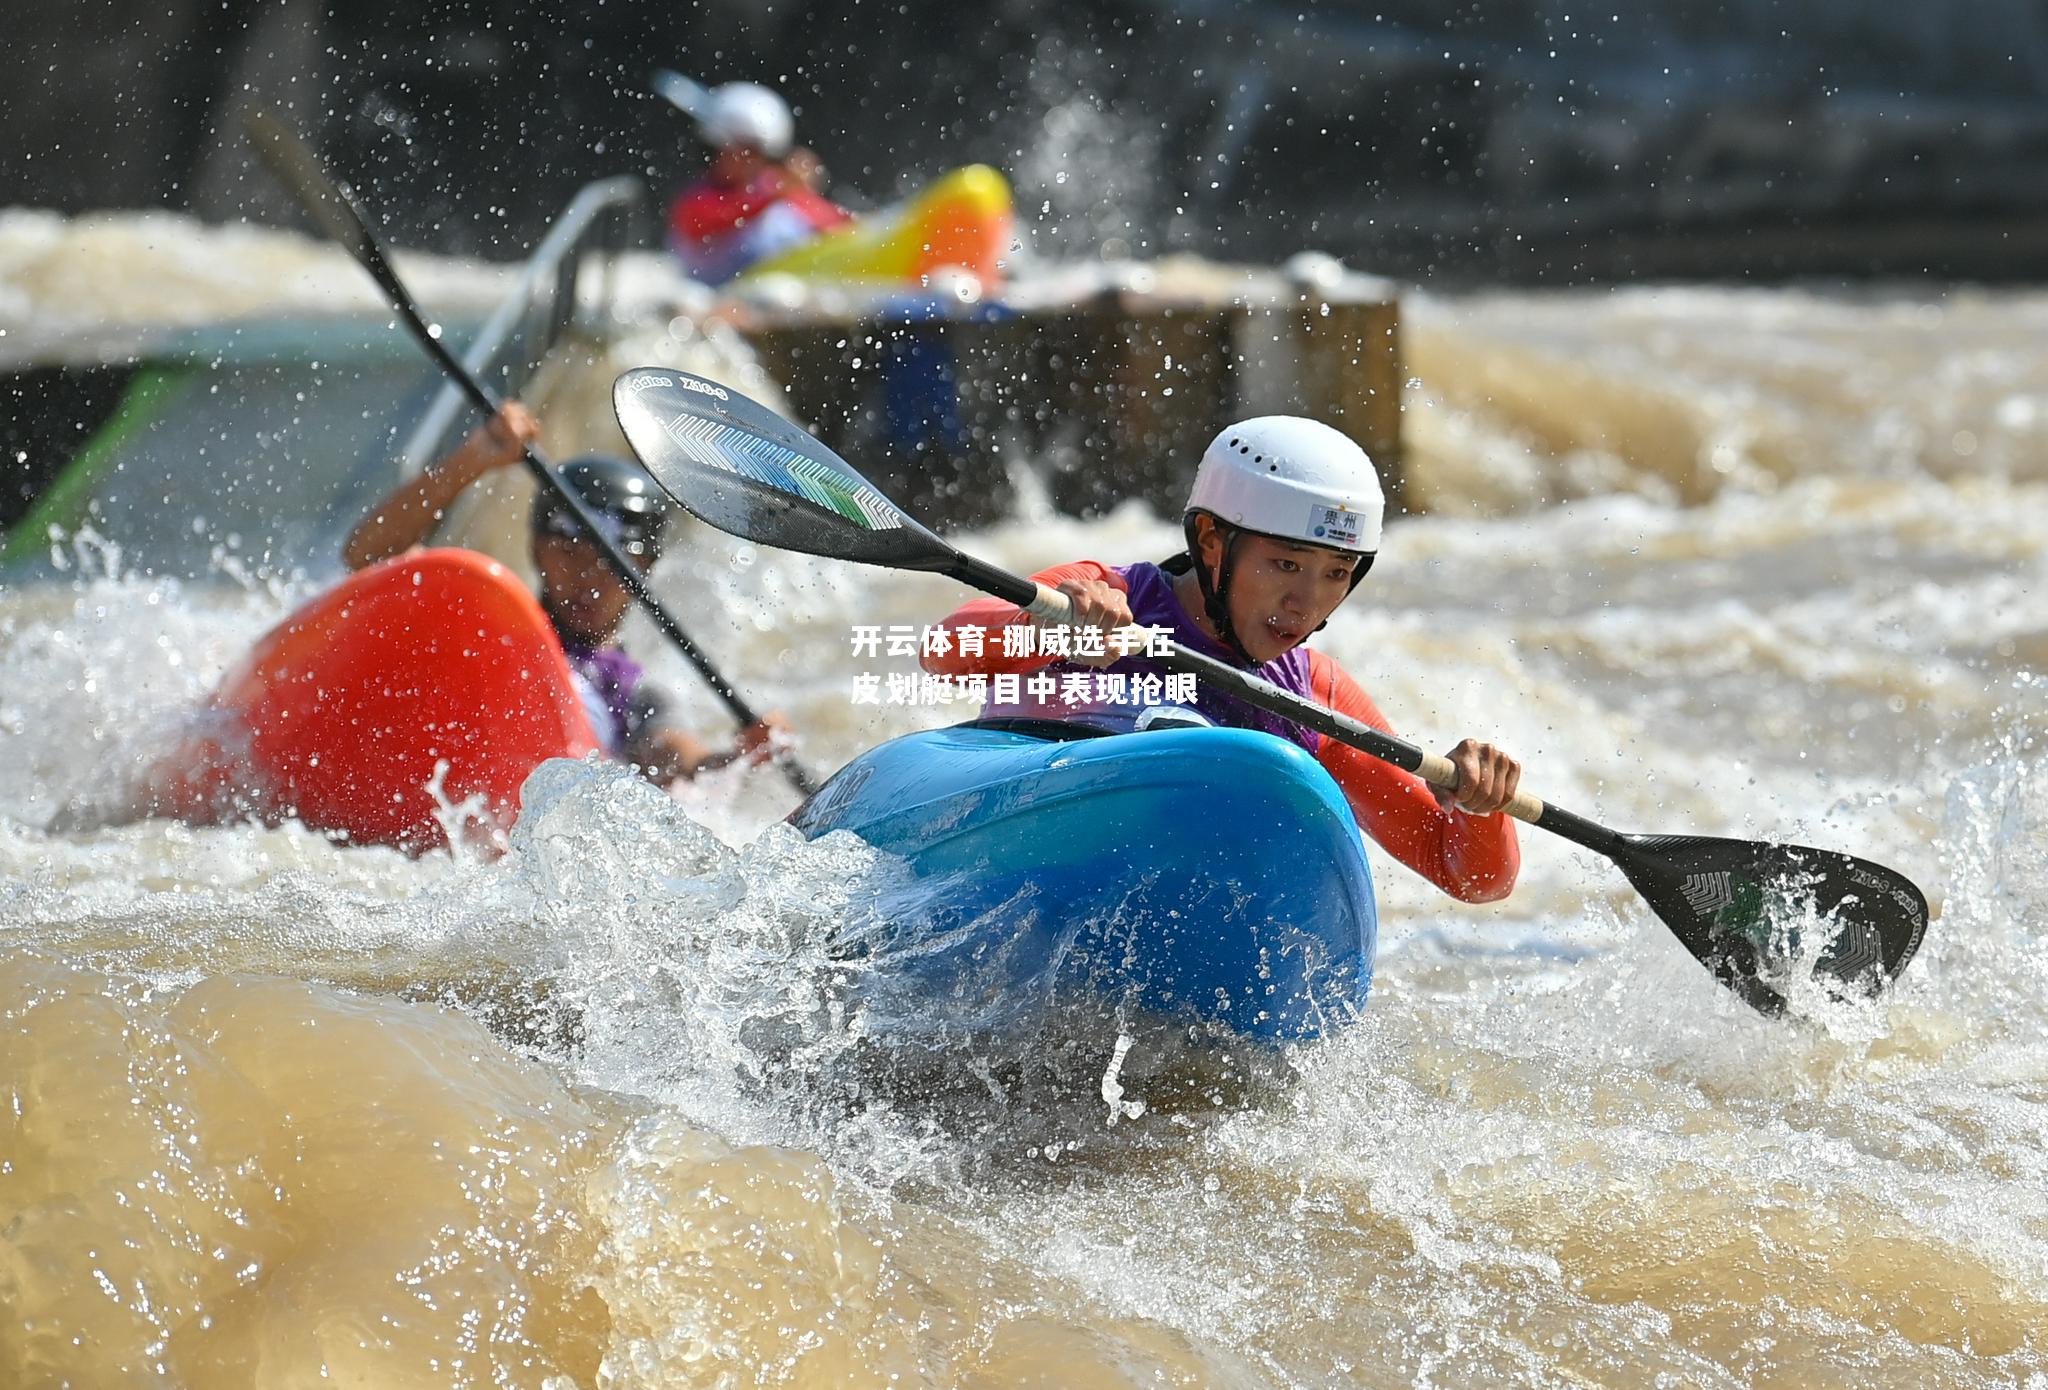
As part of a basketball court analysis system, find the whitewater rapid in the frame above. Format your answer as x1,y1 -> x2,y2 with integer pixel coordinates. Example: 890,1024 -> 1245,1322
4,212 -> 2047,1386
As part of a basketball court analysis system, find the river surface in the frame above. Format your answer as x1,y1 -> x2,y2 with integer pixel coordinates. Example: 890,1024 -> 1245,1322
4,211 -> 2047,1387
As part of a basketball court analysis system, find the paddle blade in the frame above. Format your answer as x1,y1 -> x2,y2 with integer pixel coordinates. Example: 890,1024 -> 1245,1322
652,69 -> 712,119
1612,833 -> 1929,1015
614,367 -> 960,571
244,111 -> 380,266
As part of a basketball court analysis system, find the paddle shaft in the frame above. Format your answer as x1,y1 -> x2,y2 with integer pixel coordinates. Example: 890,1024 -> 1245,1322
251,115 -> 818,795
951,554 -> 1627,858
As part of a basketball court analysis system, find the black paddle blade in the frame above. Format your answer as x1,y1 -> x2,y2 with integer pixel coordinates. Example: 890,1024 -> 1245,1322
244,111 -> 380,266
1611,833 -> 1929,1015
614,368 -> 959,572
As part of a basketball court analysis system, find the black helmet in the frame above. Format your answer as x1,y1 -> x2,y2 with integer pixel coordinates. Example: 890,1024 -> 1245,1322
531,455 -> 673,562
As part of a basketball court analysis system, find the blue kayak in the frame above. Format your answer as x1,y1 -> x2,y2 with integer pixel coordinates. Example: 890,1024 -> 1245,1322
790,720 -> 1378,1043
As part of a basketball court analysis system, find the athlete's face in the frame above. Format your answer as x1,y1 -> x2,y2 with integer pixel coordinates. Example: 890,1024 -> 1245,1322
534,535 -> 641,647
1196,522 -> 1362,664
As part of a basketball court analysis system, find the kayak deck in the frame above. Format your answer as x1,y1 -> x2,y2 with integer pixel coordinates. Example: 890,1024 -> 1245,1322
142,549 -> 599,851
792,722 -> 1378,1043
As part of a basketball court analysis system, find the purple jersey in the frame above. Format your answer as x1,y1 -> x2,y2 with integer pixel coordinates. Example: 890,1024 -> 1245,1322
980,560 -> 1321,753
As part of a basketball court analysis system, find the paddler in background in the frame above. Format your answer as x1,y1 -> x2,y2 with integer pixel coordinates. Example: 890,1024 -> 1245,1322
921,417 -> 1523,903
343,402 -> 787,785
666,80 -> 852,286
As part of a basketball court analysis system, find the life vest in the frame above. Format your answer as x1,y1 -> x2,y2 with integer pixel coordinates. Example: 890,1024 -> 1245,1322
667,174 -> 850,286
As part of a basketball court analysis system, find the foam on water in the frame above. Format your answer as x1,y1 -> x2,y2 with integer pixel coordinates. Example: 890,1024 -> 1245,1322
0,207 -> 512,367
1406,285 -> 2048,510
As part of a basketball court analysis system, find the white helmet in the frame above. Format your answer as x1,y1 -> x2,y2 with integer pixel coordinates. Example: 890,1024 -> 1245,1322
700,82 -> 794,157
1186,416 -> 1384,555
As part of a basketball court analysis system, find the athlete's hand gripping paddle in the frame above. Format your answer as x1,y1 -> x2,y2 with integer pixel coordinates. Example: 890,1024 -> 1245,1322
611,366 -> 1930,1016
243,112 -> 818,796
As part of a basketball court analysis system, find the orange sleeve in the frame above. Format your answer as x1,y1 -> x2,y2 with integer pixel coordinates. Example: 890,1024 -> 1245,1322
919,561 -> 1125,677
1309,651 -> 1520,904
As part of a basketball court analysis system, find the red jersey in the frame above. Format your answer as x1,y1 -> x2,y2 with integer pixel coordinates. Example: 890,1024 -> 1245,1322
667,172 -> 850,285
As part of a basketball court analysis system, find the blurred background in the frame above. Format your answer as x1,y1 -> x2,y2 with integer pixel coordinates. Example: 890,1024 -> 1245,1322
10,0 -> 2048,279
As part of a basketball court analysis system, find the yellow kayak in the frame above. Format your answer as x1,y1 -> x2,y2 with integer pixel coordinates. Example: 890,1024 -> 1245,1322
740,165 -> 1014,287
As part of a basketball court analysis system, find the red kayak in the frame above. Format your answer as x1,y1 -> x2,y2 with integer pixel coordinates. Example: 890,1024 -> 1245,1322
144,549 -> 598,851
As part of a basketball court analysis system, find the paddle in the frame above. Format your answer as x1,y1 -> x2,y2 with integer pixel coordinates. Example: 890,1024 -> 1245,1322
243,112 -> 818,796
652,69 -> 715,123
611,366 -> 1931,1016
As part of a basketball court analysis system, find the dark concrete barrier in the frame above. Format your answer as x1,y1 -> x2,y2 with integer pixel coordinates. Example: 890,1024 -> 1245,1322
744,272 -> 1403,530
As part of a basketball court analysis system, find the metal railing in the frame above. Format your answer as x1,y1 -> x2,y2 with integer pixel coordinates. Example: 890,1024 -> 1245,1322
393,176 -> 649,478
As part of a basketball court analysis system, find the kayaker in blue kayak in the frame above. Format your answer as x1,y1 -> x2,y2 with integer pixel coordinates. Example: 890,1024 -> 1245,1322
343,402 -> 787,784
923,416 -> 1522,902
